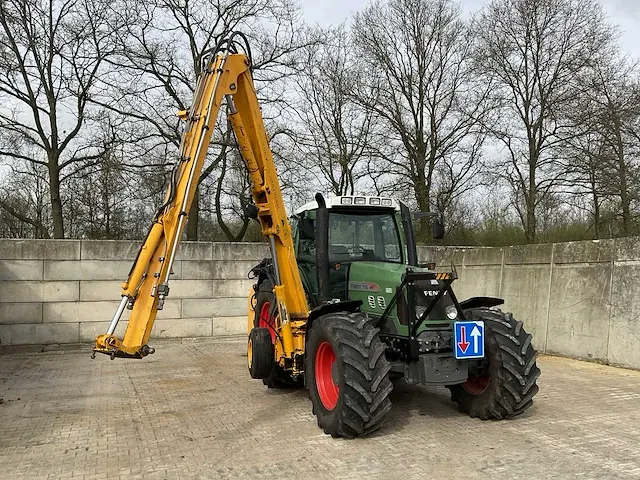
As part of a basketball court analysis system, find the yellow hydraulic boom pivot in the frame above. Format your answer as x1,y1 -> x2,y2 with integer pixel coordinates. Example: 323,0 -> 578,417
93,41 -> 309,364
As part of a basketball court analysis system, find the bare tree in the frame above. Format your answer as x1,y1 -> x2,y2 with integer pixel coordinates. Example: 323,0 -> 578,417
98,0 -> 310,240
560,129 -> 609,238
0,160 -> 50,238
291,26 -> 382,196
0,0 -> 121,237
474,0 -> 616,242
588,58 -> 640,236
352,0 -> 490,238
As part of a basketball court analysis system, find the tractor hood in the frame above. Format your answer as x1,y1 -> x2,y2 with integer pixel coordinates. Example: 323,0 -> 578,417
347,261 -> 454,336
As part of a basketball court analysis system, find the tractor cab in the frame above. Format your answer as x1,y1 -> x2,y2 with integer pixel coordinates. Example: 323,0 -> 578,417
290,196 -> 406,307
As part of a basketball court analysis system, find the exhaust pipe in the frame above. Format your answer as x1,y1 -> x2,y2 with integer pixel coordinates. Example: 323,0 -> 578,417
315,193 -> 330,304
400,202 -> 418,266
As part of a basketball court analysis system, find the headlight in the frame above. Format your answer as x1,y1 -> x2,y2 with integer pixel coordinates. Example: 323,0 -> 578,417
446,305 -> 458,320
416,306 -> 427,319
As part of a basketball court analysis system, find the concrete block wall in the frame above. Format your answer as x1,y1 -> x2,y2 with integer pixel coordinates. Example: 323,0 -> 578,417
0,239 -> 268,348
419,238 -> 640,370
2,237 -> 640,370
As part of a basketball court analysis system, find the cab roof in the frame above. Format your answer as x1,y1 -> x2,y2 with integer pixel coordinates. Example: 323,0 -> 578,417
294,195 -> 400,215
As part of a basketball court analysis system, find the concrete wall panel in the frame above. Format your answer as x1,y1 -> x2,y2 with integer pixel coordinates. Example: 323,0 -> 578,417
0,260 -> 43,280
44,260 -> 136,281
504,244 -> 553,265
546,265 -> 611,362
151,318 -> 212,338
36,323 -> 79,344
212,316 -> 246,335
0,303 -> 42,324
0,281 -> 79,303
553,240 -> 614,264
182,298 -> 246,318
212,279 -> 254,298
500,265 -> 551,350
0,324 -> 37,345
79,281 -> 122,301
175,242 -> 213,261
464,248 -> 503,266
182,260 -> 257,280
42,300 -> 181,323
165,280 -> 213,299
79,321 -> 127,343
212,242 -> 268,261
455,266 -> 501,301
615,237 -> 640,262
80,240 -> 139,260
417,246 -> 465,267
608,262 -> 640,369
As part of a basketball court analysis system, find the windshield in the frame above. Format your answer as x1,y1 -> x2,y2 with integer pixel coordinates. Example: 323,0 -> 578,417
328,212 -> 403,263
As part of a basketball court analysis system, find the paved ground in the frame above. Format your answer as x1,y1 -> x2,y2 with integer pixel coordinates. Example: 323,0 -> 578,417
1,339 -> 640,480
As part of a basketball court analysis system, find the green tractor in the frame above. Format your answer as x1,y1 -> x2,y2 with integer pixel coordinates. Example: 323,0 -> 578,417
249,193 -> 540,437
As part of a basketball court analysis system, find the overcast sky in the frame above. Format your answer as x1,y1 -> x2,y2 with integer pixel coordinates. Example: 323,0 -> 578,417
302,0 -> 640,58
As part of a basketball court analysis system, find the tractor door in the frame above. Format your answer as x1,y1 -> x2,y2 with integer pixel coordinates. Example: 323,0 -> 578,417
291,213 -> 320,305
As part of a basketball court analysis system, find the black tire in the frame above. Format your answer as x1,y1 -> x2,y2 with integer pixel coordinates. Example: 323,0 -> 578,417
253,278 -> 300,388
306,312 -> 393,438
254,278 -> 276,331
448,308 -> 540,419
247,328 -> 273,379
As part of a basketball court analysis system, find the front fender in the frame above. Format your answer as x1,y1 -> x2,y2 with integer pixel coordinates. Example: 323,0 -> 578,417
459,296 -> 504,311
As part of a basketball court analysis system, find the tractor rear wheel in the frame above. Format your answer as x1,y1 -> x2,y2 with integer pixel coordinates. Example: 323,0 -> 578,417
254,278 -> 300,388
448,308 -> 540,419
306,311 -> 393,438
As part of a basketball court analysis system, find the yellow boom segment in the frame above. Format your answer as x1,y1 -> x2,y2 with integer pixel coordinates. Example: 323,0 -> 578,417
94,49 -> 309,360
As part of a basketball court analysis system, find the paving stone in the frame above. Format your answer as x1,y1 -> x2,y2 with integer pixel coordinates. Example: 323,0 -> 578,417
1,342 -> 639,480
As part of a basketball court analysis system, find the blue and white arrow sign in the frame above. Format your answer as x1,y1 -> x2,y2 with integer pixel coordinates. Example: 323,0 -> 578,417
454,321 -> 485,359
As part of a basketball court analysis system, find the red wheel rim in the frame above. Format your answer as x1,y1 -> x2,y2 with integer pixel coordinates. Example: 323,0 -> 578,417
315,341 -> 339,410
259,301 -> 276,342
463,375 -> 490,395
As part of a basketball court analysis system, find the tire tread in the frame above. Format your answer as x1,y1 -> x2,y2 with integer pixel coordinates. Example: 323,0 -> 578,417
448,308 -> 540,420
307,312 -> 393,437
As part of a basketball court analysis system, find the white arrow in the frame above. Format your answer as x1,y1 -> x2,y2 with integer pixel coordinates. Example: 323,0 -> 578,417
470,326 -> 481,353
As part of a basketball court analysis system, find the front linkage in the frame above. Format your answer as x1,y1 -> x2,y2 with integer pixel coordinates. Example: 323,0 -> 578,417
374,265 -> 465,359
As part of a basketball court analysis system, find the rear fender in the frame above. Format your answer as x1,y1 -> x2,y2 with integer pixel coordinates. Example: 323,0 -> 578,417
247,285 -> 256,334
306,300 -> 363,332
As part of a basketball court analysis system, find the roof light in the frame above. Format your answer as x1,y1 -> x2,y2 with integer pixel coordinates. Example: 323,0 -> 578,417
369,197 -> 381,205
354,197 -> 366,205
340,197 -> 353,205
381,199 -> 392,206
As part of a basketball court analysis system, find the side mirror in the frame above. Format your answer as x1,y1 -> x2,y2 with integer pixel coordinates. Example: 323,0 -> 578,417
414,211 -> 445,240
432,218 -> 445,240
299,217 -> 315,240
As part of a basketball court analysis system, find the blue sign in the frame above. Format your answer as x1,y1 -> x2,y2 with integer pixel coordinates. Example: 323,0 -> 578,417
454,321 -> 485,359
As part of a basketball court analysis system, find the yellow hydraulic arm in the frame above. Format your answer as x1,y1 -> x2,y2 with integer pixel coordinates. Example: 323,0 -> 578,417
93,35 -> 309,360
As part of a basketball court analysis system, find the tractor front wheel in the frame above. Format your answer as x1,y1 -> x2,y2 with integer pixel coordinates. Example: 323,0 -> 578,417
306,312 -> 393,438
448,308 -> 540,419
